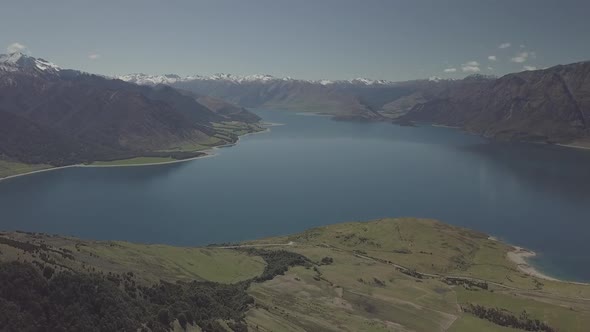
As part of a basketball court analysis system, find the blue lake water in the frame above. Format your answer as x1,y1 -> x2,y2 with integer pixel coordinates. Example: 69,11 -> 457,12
1,109 -> 590,281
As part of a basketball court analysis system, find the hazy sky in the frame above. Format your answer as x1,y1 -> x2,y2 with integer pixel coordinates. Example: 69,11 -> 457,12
2,0 -> 589,81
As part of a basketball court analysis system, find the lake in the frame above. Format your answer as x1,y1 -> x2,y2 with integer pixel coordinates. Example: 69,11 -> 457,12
1,109 -> 590,281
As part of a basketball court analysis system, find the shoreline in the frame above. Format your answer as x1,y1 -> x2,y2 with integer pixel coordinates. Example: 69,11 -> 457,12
556,143 -> 590,151
489,236 -> 581,284
431,123 -> 461,129
506,246 -> 559,281
0,125 -> 273,183
0,153 -> 217,183
407,121 -> 590,152
505,245 -> 590,285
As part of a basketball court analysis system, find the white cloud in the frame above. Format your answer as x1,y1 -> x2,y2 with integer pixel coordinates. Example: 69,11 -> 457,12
511,52 -> 529,63
499,42 -> 511,49
523,65 -> 537,71
462,66 -> 480,73
443,67 -> 457,73
487,66 -> 494,71
461,61 -> 480,73
488,55 -> 497,61
520,44 -> 526,48
88,53 -> 101,60
7,42 -> 26,54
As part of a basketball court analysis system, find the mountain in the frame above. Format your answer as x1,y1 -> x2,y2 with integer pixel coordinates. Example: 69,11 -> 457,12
119,72 -> 395,87
397,63 -> 590,144
122,62 -> 590,145
0,53 -> 261,166
119,73 -> 415,121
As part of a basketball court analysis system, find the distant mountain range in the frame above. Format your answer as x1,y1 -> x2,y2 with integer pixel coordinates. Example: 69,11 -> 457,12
0,53 -> 261,166
2,52 -> 588,169
121,62 -> 590,145
118,72 -> 394,86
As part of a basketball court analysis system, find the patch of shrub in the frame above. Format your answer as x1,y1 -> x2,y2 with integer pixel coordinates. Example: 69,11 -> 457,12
320,256 -> 334,265
463,304 -> 555,332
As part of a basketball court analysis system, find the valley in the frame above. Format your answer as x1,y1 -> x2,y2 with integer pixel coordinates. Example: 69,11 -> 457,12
2,2 -> 590,331
122,61 -> 590,146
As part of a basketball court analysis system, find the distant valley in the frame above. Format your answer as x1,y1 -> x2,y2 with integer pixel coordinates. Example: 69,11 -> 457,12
122,61 -> 590,147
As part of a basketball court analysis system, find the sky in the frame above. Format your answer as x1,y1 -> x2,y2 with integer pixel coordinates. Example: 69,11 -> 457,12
2,0 -> 590,81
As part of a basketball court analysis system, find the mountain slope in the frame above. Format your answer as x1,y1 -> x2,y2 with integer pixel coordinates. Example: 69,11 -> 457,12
0,53 -> 261,167
398,63 -> 590,143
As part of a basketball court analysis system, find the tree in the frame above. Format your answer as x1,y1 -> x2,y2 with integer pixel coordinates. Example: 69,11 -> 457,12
157,309 -> 171,326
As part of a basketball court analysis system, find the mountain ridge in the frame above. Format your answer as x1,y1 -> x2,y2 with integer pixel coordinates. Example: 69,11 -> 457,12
0,53 -> 262,167
120,61 -> 590,145
118,72 -> 397,86
397,61 -> 590,144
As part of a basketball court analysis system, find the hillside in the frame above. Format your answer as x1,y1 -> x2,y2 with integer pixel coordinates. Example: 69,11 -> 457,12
0,53 -> 262,171
398,63 -> 590,144
2,218 -> 589,331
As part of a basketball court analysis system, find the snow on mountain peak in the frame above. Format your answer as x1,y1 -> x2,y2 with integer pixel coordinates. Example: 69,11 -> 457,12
117,73 -> 184,85
34,58 -> 61,71
117,72 -> 394,86
0,53 -> 61,74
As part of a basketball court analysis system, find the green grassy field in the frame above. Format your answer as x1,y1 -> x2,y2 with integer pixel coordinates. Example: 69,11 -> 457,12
159,136 -> 227,153
2,218 -> 589,331
89,156 -> 177,166
242,218 -> 590,331
158,122 -> 265,154
0,159 -> 52,179
78,241 -> 266,284
0,232 -> 265,285
213,121 -> 266,136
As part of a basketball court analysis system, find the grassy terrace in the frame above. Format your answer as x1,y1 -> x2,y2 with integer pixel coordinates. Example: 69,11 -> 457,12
89,156 -> 177,166
3,218 -> 588,331
0,160 -> 52,179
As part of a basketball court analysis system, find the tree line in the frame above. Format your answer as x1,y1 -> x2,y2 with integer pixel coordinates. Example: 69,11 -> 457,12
0,248 -> 311,332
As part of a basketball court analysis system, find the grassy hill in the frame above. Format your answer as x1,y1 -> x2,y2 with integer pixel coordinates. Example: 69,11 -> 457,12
1,218 -> 589,331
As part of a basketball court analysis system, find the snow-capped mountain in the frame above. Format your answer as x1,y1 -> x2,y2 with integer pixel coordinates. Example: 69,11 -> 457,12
0,52 -> 262,167
117,72 -> 394,86
0,52 -> 61,75
117,73 -> 286,85
117,73 -> 183,85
